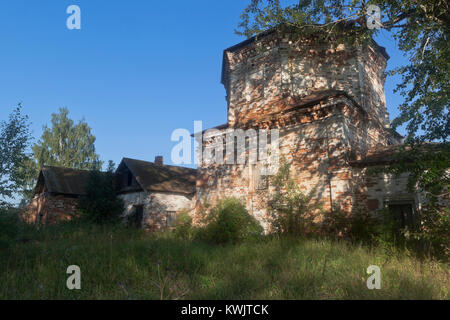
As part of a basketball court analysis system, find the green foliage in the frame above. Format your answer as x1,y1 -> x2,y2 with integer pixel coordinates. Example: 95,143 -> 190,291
172,210 -> 194,241
383,0 -> 449,143
77,170 -> 124,225
320,208 -> 350,238
409,205 -> 450,260
348,210 -> 384,244
0,104 -> 32,204
0,207 -> 20,249
21,108 -> 102,199
321,208 -> 399,244
237,0 -> 370,40
371,208 -> 400,245
197,198 -> 264,245
33,108 -> 102,169
268,159 -> 322,236
320,206 -> 449,260
106,160 -> 116,173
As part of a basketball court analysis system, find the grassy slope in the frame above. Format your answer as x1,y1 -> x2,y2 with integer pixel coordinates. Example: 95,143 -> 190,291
0,223 -> 448,300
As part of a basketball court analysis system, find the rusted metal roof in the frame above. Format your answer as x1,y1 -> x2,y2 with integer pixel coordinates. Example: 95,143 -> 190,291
36,166 -> 92,196
118,158 -> 197,195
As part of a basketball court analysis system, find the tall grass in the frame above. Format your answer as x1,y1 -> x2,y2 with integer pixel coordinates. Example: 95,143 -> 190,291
1,221 -> 448,300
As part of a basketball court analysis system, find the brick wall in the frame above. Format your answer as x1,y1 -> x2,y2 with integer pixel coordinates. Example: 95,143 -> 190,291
22,193 -> 78,224
223,31 -> 390,136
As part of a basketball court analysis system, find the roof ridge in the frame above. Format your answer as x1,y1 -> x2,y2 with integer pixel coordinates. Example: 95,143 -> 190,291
119,157 -> 197,195
122,157 -> 197,171
42,165 -> 91,172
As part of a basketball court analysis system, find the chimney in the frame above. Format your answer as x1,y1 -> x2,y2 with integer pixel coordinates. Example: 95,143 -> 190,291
155,156 -> 163,166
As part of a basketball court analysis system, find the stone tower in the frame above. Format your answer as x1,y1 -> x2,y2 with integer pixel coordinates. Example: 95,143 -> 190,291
195,29 -> 401,229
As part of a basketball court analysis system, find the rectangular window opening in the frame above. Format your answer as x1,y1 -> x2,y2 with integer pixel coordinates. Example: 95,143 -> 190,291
165,211 -> 177,228
387,202 -> 415,229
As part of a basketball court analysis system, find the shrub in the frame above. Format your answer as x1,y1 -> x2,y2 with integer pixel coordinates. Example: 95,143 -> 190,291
345,210 -> 380,244
409,205 -> 450,260
0,207 -> 20,249
197,198 -> 263,245
267,159 -> 321,237
320,208 -> 399,245
371,208 -> 402,246
78,170 -> 124,224
172,210 -> 194,241
320,208 -> 350,239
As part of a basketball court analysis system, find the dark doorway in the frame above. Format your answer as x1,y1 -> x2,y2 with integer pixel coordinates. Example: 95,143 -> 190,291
127,171 -> 133,187
388,203 -> 414,228
133,205 -> 143,228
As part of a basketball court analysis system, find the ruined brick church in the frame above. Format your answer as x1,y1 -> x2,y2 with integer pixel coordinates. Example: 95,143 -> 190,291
193,29 -> 418,230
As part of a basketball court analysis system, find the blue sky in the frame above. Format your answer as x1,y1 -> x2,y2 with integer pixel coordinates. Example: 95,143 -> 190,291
0,1 -> 407,170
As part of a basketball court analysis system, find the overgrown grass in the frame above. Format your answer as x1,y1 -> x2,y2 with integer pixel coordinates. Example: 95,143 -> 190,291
0,222 -> 448,299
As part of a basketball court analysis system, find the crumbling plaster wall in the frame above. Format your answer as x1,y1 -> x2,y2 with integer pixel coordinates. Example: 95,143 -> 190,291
119,191 -> 193,230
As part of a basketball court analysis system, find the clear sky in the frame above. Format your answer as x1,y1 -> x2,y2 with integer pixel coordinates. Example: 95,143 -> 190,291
0,1 -> 407,170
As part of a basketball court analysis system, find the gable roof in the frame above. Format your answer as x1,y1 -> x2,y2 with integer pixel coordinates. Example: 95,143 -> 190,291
35,166 -> 92,196
117,158 -> 197,195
